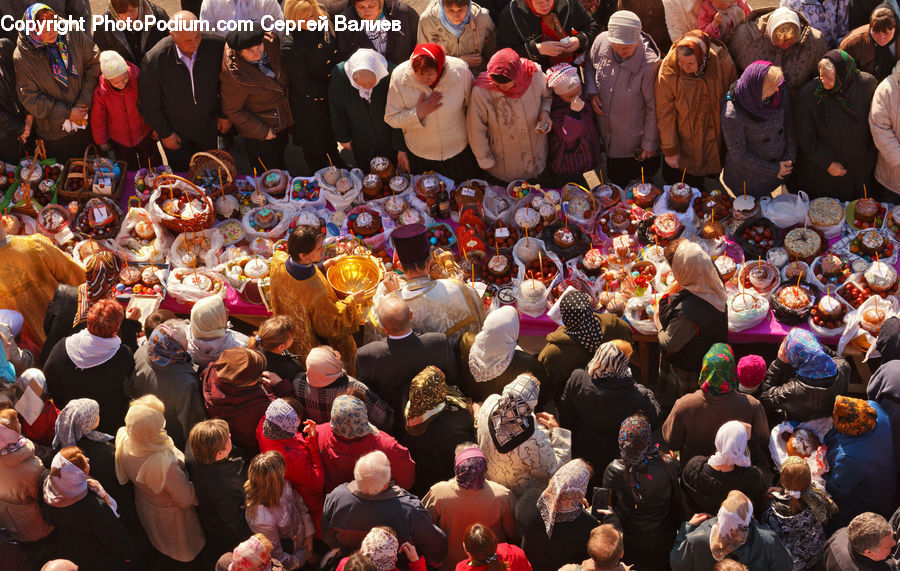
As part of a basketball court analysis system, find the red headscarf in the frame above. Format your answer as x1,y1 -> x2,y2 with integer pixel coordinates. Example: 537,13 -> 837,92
473,48 -> 539,99
411,43 -> 446,89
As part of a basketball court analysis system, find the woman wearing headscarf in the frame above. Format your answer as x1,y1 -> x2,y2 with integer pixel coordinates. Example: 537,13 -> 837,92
44,299 -> 134,435
840,4 -> 899,82
386,43 -> 479,180
41,250 -> 140,364
282,0 -> 340,173
603,414 -> 682,570
670,490 -> 792,569
417,0 -> 496,73
495,0 -> 596,70
467,48 -> 553,183
336,526 -> 427,571
330,48 -> 407,171
458,306 -> 549,405
782,0 -> 851,48
403,366 -> 475,496
475,374 -> 572,496
656,238 -> 728,396
823,395 -> 896,530
220,22 -> 294,170
335,0 -> 419,65
423,445 -> 519,571
763,455 -> 837,570
115,394 -> 205,565
289,345 -> 393,429
516,459 -> 599,570
656,29 -> 736,188
727,7 -> 828,95
722,61 -> 796,197
316,394 -> 416,492
680,420 -> 766,515
584,10 -> 662,187
868,317 -> 900,463
15,368 -> 58,447
558,340 -> 661,489
187,295 -> 250,369
202,347 -> 293,459
255,398 -> 325,534
760,327 -> 850,423
0,409 -> 53,546
43,446 -> 135,568
131,319 -> 206,450
92,0 -> 169,65
662,343 -> 770,467
793,49 -> 878,200
538,291 -> 632,406
215,533 -> 280,571
13,3 -> 100,161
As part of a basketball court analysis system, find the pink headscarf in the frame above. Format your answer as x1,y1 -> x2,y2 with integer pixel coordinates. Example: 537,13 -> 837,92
473,48 -> 539,99
306,346 -> 345,387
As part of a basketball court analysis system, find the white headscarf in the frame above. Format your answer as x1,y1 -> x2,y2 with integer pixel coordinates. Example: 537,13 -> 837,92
346,48 -> 389,102
65,329 -> 122,369
765,7 -> 801,41
469,306 -> 520,383
707,420 -> 751,468
709,491 -> 753,561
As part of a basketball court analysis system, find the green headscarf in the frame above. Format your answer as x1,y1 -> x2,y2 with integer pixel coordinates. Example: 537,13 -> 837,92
814,49 -> 861,120
699,343 -> 736,395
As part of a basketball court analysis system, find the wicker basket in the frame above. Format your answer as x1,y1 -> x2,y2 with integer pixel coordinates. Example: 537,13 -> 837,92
59,144 -> 126,202
151,173 -> 216,233
189,150 -> 237,194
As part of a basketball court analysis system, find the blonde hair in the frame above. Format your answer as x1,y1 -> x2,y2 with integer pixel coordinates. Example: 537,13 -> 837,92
764,65 -> 784,94
284,0 -> 326,24
245,451 -> 286,509
609,339 -> 633,358
772,22 -> 799,43
248,315 -> 296,352
188,419 -> 230,464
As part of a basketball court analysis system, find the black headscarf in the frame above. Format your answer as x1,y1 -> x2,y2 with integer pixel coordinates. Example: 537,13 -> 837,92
559,291 -> 605,353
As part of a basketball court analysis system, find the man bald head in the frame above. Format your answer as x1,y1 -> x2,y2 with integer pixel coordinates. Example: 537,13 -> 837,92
170,11 -> 202,56
42,561 -> 78,571
377,296 -> 412,336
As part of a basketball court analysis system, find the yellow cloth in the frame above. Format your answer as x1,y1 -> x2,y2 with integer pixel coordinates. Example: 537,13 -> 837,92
0,235 -> 84,344
269,252 -> 361,375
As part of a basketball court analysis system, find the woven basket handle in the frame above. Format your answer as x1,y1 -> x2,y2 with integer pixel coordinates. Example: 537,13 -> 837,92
192,151 -> 233,184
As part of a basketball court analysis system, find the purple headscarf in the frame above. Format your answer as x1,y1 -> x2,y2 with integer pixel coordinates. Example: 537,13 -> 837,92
454,446 -> 487,490
733,60 -> 783,120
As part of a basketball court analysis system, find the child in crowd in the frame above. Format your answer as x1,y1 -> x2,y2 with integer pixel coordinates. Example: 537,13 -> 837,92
90,51 -> 157,169
736,355 -> 767,396
545,62 -> 603,188
697,0 -> 751,40
248,315 -> 303,380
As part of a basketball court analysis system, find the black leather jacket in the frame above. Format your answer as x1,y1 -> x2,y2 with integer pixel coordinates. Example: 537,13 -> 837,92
759,351 -> 850,423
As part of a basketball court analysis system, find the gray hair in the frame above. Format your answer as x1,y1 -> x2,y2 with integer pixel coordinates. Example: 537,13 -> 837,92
848,512 -> 892,555
354,450 -> 391,495
818,58 -> 836,77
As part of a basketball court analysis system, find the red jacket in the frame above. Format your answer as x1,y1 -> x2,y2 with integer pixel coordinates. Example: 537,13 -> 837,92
316,423 -> 416,494
455,544 -> 532,571
90,62 -> 152,147
20,401 -> 59,447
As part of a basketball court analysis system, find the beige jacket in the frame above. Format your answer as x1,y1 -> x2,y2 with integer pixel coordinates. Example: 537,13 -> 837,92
870,67 -> 900,194
466,70 -> 552,183
0,439 -> 53,543
417,1 -> 497,74
385,56 -> 474,161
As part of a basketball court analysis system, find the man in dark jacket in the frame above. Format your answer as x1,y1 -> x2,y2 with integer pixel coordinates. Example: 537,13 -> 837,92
825,512 -> 897,570
356,297 -> 457,434
0,38 -> 29,163
335,0 -> 419,64
138,11 -> 229,170
496,0 -> 597,70
93,0 -> 170,66
323,450 -> 448,565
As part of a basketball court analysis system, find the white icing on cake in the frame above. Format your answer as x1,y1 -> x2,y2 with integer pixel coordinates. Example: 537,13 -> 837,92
356,211 -> 373,227
400,210 -> 419,225
865,261 -> 897,290
545,190 -> 560,204
818,295 -> 842,315
733,195 -> 755,212
389,176 -> 409,192
488,255 -> 509,273
515,207 -> 540,229
583,248 -> 604,269
244,258 -> 269,279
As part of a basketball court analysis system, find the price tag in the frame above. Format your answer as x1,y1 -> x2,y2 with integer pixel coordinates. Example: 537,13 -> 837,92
495,227 -> 510,238
461,187 -> 476,197
93,206 -> 110,225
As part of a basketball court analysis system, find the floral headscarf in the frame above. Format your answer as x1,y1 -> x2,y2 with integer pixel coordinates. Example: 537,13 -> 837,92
560,291 -> 606,353
229,535 -> 272,571
43,451 -> 119,514
455,446 -> 487,490
263,398 -> 298,440
405,365 -> 469,435
587,341 -> 632,380
784,328 -> 837,379
537,459 -> 591,537
331,395 -> 377,439
24,4 -> 73,88
147,321 -> 191,368
707,420 -> 751,468
815,50 -> 861,120
488,374 -> 539,452
699,343 -> 736,395
53,398 -> 113,449
0,424 -> 25,455
833,395 -> 877,436
618,414 -> 660,504
361,527 -> 399,571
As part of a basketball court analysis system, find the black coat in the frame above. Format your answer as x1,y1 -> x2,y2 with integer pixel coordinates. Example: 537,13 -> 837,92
75,436 -> 137,529
281,29 -> 339,152
356,332 -> 457,434
760,352 -> 850,424
44,492 -> 135,569
401,405 -> 476,498
328,61 -> 405,169
138,33 -> 225,143
793,71 -> 879,201
658,290 -> 728,374
496,0 -> 597,70
0,38 -> 25,140
185,447 -> 251,560
558,371 -> 661,488
516,486 -> 602,571
43,340 -> 134,435
680,454 -> 766,516
335,0 -> 419,65
93,2 -> 169,66
263,350 -> 304,382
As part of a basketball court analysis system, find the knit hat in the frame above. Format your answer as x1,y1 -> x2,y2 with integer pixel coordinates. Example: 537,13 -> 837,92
608,10 -> 642,45
766,7 -> 801,41
214,348 -> 266,386
99,50 -> 128,79
545,63 -> 581,95
226,20 -> 265,51
833,395 -> 878,436
736,355 -> 766,394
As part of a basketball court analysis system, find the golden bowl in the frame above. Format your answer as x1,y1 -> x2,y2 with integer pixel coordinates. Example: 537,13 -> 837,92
327,255 -> 384,298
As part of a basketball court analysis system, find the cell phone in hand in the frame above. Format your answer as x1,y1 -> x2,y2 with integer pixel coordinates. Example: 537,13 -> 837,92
591,487 -> 609,516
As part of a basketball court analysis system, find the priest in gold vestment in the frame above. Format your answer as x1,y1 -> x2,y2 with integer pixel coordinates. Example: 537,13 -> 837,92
0,229 -> 84,345
367,224 -> 484,344
269,222 -> 363,375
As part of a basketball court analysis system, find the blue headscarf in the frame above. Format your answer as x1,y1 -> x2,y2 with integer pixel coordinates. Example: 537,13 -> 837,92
23,4 -> 72,88
147,323 -> 191,368
784,329 -> 837,379
438,1 -> 471,38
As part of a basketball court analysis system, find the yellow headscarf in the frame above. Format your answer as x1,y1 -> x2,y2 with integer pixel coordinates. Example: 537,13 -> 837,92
671,241 -> 728,312
115,395 -> 178,494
